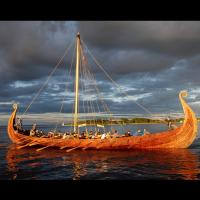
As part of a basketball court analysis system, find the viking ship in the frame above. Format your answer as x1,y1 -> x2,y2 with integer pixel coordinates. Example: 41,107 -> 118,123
7,33 -> 198,151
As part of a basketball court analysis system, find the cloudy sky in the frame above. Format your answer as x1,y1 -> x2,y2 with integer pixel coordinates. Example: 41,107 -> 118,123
1,21 -> 200,124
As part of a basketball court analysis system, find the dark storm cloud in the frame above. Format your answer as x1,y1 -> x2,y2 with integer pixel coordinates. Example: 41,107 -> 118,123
1,21 -> 200,118
77,21 -> 200,88
77,21 -> 200,58
0,21 -> 76,84
0,21 -> 79,115
105,50 -> 176,74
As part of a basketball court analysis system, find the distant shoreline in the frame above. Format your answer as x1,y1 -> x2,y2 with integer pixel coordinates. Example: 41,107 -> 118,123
61,118 -> 185,126
62,122 -> 183,126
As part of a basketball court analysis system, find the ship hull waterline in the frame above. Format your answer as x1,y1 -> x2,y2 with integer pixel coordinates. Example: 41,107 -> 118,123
7,91 -> 198,150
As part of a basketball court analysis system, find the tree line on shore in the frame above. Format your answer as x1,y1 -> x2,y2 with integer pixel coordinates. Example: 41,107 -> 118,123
64,117 -> 186,126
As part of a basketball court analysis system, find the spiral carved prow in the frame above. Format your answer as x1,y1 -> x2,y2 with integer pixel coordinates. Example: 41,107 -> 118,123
12,103 -> 18,111
179,90 -> 188,99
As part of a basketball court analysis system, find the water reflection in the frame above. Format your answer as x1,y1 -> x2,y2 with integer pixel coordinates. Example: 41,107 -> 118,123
6,144 -> 200,180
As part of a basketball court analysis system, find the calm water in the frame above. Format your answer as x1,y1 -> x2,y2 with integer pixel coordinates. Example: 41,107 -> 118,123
0,124 -> 200,180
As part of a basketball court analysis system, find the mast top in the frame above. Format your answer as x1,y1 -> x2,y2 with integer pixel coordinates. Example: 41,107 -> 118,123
77,32 -> 80,39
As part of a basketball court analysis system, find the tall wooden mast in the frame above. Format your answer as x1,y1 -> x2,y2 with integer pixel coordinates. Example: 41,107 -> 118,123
73,33 -> 81,133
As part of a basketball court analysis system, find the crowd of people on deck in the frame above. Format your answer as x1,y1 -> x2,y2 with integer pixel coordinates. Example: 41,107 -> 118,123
14,119 -> 152,140
14,117 -> 181,140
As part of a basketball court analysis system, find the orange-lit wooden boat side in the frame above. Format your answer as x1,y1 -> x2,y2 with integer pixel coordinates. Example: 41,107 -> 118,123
7,91 -> 198,150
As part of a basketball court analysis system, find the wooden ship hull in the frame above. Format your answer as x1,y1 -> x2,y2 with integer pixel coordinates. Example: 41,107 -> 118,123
7,91 -> 198,150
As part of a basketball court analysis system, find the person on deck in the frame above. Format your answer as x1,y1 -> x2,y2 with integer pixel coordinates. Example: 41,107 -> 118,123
87,131 -> 92,139
166,117 -> 172,130
136,129 -> 149,136
40,131 -> 43,136
89,131 -> 93,137
92,131 -> 98,139
171,124 -> 178,130
35,130 -> 40,137
16,117 -> 23,131
85,131 -> 89,139
106,131 -> 111,139
30,123 -> 37,137
79,131 -> 86,139
95,131 -> 102,139
112,132 -> 120,138
136,129 -> 142,136
143,129 -> 150,135
125,130 -> 131,137
62,133 -> 67,139
48,132 -> 54,138
101,132 -> 106,139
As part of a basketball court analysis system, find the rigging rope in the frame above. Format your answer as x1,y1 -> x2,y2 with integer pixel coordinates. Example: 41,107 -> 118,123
87,66 -> 125,132
54,41 -> 76,132
81,57 -> 96,128
83,61 -> 114,128
81,39 -> 167,124
21,40 -> 74,117
80,43 -> 128,131
80,57 -> 87,129
82,54 -> 124,132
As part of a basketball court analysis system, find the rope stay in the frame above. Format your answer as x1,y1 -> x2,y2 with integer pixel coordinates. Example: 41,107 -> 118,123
81,39 -> 167,124
22,40 -> 74,117
80,57 -> 87,130
85,63 -> 126,131
87,67 -> 125,131
80,44 -> 126,131
73,43 -> 113,132
81,54 -> 97,129
54,41 -> 76,132
20,33 -> 169,131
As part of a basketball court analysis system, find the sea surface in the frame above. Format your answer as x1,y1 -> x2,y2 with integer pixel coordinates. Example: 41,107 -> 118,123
0,124 -> 200,180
